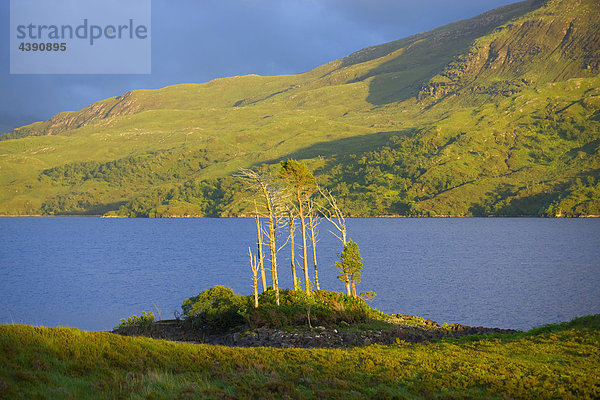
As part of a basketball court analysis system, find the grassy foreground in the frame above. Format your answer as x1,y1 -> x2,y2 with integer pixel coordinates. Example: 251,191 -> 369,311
1,315 -> 599,399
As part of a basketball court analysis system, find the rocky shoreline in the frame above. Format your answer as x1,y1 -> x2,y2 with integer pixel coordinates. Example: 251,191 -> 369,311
113,314 -> 517,349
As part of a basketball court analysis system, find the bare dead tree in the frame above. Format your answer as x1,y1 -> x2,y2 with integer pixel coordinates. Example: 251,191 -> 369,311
237,168 -> 285,305
248,247 -> 259,308
307,197 -> 322,291
319,186 -> 348,245
319,186 -> 351,295
253,201 -> 267,292
286,206 -> 299,290
280,160 -> 316,294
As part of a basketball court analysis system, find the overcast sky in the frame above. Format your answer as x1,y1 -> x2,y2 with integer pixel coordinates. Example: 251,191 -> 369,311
0,0 -> 521,132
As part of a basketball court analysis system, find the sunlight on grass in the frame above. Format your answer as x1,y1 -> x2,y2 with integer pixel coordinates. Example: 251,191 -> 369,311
1,315 -> 599,398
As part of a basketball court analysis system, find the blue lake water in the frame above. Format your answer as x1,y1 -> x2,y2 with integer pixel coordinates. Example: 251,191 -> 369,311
1,217 -> 599,331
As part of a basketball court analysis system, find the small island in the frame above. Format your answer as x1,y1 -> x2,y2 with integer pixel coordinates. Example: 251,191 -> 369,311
112,286 -> 517,348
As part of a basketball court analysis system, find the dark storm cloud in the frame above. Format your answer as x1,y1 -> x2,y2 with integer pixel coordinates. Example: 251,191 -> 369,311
0,0 -> 520,132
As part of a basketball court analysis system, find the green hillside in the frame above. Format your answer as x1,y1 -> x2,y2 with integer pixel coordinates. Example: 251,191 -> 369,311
1,0 -> 599,217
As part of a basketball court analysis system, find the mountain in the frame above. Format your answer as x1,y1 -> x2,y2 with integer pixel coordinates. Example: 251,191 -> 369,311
1,0 -> 599,217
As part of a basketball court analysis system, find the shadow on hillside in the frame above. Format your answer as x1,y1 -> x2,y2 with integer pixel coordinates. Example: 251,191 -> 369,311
566,139 -> 600,157
363,57 -> 441,106
362,32 -> 478,106
335,34 -> 438,106
257,129 -> 415,167
469,168 -> 600,216
362,0 -> 540,106
86,201 -> 128,215
52,201 -> 127,216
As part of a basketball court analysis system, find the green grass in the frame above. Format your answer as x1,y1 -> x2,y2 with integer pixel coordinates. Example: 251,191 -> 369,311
1,315 -> 599,399
0,0 -> 598,217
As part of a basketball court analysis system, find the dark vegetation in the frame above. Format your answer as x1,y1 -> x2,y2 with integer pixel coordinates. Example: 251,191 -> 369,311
39,149 -> 214,186
177,286 -> 385,333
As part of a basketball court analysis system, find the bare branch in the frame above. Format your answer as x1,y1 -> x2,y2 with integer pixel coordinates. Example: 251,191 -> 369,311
238,167 -> 285,305
318,185 -> 347,245
277,231 -> 291,252
329,229 -> 343,243
248,247 -> 259,308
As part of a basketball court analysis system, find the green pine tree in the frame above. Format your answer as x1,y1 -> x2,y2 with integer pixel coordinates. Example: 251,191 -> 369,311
335,240 -> 363,297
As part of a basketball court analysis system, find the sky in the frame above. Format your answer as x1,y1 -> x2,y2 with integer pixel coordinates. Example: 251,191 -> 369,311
0,0 -> 521,133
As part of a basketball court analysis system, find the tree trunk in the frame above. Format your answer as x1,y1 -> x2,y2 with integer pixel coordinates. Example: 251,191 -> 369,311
249,247 -> 259,308
309,213 -> 319,291
262,186 -> 279,306
255,215 -> 267,292
288,211 -> 298,290
297,188 -> 310,294
351,279 -> 357,298
345,281 -> 351,296
253,275 -> 259,308
238,169 -> 282,305
268,211 -> 279,305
